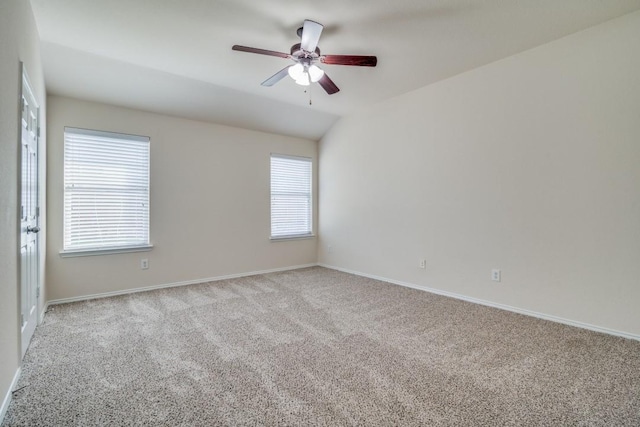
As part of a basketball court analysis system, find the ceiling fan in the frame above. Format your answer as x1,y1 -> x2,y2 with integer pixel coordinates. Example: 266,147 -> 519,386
232,20 -> 377,95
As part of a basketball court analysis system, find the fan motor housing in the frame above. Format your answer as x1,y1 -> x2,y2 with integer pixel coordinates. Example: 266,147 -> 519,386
290,43 -> 321,58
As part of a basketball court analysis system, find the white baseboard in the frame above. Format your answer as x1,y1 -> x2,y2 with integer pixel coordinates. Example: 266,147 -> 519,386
0,367 -> 21,425
39,304 -> 48,324
319,264 -> 640,342
47,263 -> 319,306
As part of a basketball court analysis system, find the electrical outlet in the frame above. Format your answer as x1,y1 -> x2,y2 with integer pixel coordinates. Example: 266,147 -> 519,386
419,259 -> 427,269
491,269 -> 501,282
327,245 -> 333,254
141,259 -> 149,270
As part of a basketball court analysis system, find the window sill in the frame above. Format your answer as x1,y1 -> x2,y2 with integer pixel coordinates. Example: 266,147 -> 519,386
270,234 -> 316,242
60,244 -> 154,258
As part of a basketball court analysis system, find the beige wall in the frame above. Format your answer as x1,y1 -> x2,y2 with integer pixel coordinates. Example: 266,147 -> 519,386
0,0 -> 47,416
319,11 -> 640,336
46,96 -> 317,301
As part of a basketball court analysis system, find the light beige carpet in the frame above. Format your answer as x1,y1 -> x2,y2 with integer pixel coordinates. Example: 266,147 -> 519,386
3,267 -> 640,426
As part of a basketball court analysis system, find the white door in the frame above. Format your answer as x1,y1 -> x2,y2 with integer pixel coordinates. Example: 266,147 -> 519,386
20,70 -> 40,358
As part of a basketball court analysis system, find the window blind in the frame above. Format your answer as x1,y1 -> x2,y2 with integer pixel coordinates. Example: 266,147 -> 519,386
63,127 -> 150,252
270,154 -> 312,238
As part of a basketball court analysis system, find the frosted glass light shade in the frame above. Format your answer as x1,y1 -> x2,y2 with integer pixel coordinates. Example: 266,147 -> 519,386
288,63 -> 304,80
308,65 -> 324,82
295,73 -> 311,86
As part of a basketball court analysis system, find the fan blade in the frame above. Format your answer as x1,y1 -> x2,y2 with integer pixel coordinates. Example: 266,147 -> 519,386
300,20 -> 323,53
317,73 -> 340,95
261,66 -> 291,87
232,45 -> 289,59
321,55 -> 377,67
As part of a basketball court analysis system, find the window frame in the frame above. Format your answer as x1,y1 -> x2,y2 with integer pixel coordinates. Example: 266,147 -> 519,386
270,153 -> 314,241
60,127 -> 152,257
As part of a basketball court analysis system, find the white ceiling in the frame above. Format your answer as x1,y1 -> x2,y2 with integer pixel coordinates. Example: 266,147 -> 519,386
30,0 -> 640,140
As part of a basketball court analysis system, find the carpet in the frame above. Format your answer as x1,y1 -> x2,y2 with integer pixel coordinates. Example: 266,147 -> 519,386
3,267 -> 640,426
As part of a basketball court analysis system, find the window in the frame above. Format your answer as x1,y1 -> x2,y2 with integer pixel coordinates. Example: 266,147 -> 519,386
62,127 -> 150,255
270,154 -> 313,239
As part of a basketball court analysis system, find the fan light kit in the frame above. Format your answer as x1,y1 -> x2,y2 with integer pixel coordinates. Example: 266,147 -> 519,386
232,19 -> 377,95
288,63 -> 324,86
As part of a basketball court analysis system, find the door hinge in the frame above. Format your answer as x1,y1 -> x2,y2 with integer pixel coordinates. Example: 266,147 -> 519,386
21,314 -> 24,326
36,206 -> 40,217
36,287 -> 40,298
37,126 -> 40,138
21,205 -> 25,219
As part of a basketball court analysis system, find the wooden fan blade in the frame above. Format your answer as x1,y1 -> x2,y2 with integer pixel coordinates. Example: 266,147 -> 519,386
321,55 -> 377,67
261,66 -> 291,87
232,45 -> 290,59
301,20 -> 323,53
318,73 -> 340,95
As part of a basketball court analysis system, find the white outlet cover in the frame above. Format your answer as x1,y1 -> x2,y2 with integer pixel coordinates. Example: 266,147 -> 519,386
491,269 -> 501,282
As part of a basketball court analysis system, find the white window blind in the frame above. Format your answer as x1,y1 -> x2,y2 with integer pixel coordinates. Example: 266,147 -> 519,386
63,127 -> 150,253
271,154 -> 312,239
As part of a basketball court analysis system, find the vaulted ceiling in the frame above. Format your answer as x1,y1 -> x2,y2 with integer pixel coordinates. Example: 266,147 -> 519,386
30,0 -> 640,140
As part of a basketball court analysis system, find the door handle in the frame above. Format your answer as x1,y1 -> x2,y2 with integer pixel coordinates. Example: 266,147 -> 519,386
26,226 -> 40,234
